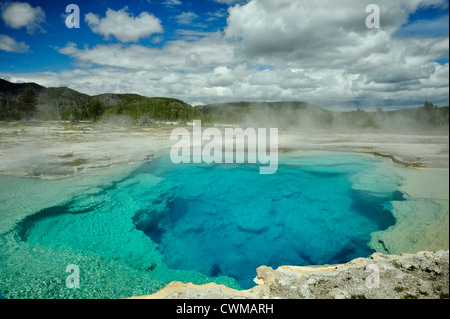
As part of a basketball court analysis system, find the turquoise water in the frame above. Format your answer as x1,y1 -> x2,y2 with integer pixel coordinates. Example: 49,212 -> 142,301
133,154 -> 399,288
0,152 -> 403,298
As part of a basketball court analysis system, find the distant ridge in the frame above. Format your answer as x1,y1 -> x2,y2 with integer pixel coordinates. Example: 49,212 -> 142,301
0,78 -> 45,96
0,78 -> 448,130
197,101 -> 328,114
0,78 -> 198,122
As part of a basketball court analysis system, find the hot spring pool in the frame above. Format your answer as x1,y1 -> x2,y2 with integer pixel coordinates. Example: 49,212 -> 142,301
0,152 -> 404,298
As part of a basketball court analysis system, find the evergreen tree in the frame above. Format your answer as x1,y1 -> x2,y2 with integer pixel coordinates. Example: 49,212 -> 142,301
87,100 -> 104,122
423,100 -> 435,111
18,87 -> 37,121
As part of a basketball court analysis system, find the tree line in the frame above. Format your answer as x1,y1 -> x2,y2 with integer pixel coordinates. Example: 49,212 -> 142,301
1,86 -> 448,130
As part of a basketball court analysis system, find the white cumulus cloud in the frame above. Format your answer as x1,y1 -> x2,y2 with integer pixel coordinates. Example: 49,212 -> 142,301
175,12 -> 199,25
1,1 -> 45,33
162,0 -> 182,5
85,7 -> 163,42
0,34 -> 29,53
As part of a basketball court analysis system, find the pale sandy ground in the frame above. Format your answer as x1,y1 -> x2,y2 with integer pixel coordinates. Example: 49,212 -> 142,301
0,121 -> 448,254
0,121 -> 172,179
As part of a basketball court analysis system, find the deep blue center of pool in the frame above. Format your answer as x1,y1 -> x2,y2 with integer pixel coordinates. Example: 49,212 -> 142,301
15,153 -> 401,292
133,154 -> 398,288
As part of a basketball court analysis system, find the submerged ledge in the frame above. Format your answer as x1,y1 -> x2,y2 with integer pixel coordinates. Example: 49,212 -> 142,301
370,166 -> 449,255
367,151 -> 426,168
131,250 -> 449,299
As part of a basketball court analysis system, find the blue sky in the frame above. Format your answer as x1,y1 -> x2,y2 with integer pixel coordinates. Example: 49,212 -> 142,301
0,0 -> 448,109
0,0 -> 234,72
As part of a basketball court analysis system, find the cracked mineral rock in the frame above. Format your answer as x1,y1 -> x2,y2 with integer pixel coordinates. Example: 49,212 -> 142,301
131,250 -> 449,299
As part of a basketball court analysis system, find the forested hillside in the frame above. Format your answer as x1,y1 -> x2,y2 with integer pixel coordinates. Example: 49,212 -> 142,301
1,78 -> 448,130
